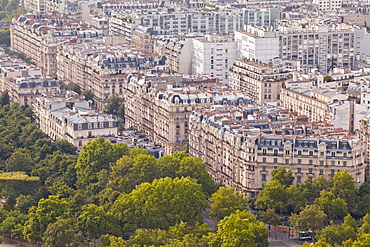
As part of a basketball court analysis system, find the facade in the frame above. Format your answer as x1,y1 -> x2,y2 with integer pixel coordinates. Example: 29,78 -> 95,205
236,23 -> 367,74
229,58 -> 293,104
313,0 -> 343,11
192,34 -> 237,83
242,7 -> 282,27
189,106 -> 367,197
33,91 -> 117,147
123,74 -> 252,154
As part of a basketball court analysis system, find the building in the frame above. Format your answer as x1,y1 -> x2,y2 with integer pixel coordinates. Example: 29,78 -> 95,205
189,105 -> 367,197
33,91 -> 117,147
123,74 -> 252,154
229,58 -> 294,104
192,34 -> 237,83
236,23 -> 369,74
313,0 -> 343,11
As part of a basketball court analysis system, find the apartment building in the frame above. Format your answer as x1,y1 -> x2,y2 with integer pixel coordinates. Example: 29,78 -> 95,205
228,58 -> 294,104
57,42 -> 166,110
242,7 -> 282,27
24,0 -> 45,14
189,106 -> 367,197
0,55 -> 59,106
192,34 -> 237,84
236,23 -> 368,74
123,74 -> 252,154
312,0 -> 343,11
33,91 -> 117,147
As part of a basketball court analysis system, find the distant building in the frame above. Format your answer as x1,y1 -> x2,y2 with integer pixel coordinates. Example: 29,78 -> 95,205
33,91 -> 117,147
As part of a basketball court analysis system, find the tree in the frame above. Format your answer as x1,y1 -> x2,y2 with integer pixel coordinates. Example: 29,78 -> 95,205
82,90 -> 94,102
303,175 -> 331,202
209,187 -> 248,220
352,234 -> 370,247
23,196 -> 71,243
75,138 -> 128,187
290,205 -> 327,240
255,180 -> 289,215
0,90 -> 9,105
314,190 -> 348,223
271,167 -> 294,186
259,208 -> 282,228
78,204 -> 110,246
51,140 -> 77,155
42,218 -> 79,247
106,94 -> 121,114
210,210 -> 269,247
359,214 -> 370,235
5,148 -> 35,174
287,184 -> 308,213
315,215 -> 357,246
330,170 -> 358,210
0,210 -> 28,241
111,177 -> 207,235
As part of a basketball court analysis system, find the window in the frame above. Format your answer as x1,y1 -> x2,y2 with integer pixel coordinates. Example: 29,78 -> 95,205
319,169 -> 324,175
88,123 -> 92,129
286,150 -> 290,155
274,150 -> 278,155
320,160 -> 324,166
297,168 -> 302,174
343,153 -> 347,158
78,124 -> 82,130
273,158 -> 278,163
331,161 -> 335,167
331,169 -> 335,175
262,149 -> 267,155
94,123 -> 98,128
109,122 -> 113,127
297,159 -> 302,165
297,176 -> 302,183
309,151 -> 313,156
262,157 -> 266,163
331,152 -> 336,157
100,123 -> 104,128
262,166 -> 266,172
262,174 -> 266,181
309,160 -> 313,166
308,168 -> 313,174
298,150 -> 302,155
285,159 -> 289,165
343,161 -> 347,167
320,152 -> 324,156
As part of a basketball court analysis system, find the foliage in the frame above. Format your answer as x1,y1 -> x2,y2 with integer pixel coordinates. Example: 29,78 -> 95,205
209,187 -> 248,220
78,204 -> 111,242
111,177 -> 207,235
82,90 -> 94,102
330,170 -> 358,210
290,205 -> 327,240
210,210 -> 269,247
315,215 -> 357,245
314,190 -> 348,222
106,94 -> 121,114
255,180 -> 289,214
271,167 -> 294,186
42,218 -> 80,247
259,208 -> 282,226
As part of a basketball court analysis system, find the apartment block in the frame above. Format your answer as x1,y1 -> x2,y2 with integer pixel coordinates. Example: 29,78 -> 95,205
192,34 -> 237,84
33,91 -> 117,147
313,0 -> 343,11
229,58 -> 294,104
189,106 -> 367,197
236,23 -> 368,74
123,74 -> 252,154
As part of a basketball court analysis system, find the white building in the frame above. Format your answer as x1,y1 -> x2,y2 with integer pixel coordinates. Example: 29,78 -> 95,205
313,0 -> 343,11
192,34 -> 237,83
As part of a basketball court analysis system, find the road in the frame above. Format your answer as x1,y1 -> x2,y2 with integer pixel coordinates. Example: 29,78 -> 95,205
269,225 -> 309,247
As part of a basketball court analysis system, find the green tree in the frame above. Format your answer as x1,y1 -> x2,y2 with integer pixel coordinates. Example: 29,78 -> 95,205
111,177 -> 207,235
51,140 -> 77,155
352,234 -> 370,247
271,167 -> 294,186
75,138 -> 128,187
78,204 -> 110,246
209,187 -> 248,220
314,190 -> 348,223
330,170 -> 358,210
0,210 -> 28,241
290,205 -> 327,240
255,180 -> 289,215
23,195 -> 71,243
42,218 -> 79,247
210,210 -> 269,247
117,104 -> 124,119
259,208 -> 282,228
5,148 -> 35,174
106,94 -> 121,114
303,175 -> 331,202
0,90 -> 10,105
315,215 -> 357,246
82,90 -> 94,102
287,184 -> 308,213
359,214 -> 370,235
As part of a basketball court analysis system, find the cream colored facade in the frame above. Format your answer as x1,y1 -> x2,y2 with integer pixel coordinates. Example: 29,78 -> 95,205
190,107 -> 367,198
123,74 -> 252,154
229,59 -> 292,105
33,91 -> 117,147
